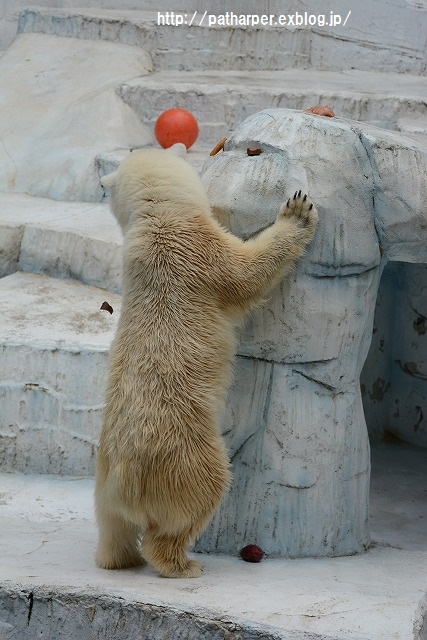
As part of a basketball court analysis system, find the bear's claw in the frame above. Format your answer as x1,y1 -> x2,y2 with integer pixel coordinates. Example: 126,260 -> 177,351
279,191 -> 317,231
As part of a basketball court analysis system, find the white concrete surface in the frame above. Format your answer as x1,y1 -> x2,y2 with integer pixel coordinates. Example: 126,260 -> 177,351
1,24 -> 426,205
0,272 -> 121,475
0,149 -> 211,286
0,32 -> 153,201
96,145 -> 210,178
0,193 -> 122,290
1,1 -> 204,51
15,3 -> 427,74
119,68 -> 427,145
0,443 -> 426,639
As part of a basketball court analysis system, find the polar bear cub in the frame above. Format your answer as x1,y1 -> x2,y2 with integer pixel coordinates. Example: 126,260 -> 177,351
95,148 -> 317,578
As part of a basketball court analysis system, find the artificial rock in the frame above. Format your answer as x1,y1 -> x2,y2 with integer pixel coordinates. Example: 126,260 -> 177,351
195,108 -> 427,557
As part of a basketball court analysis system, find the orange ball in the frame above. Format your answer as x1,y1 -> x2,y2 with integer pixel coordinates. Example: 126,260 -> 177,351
154,108 -> 199,150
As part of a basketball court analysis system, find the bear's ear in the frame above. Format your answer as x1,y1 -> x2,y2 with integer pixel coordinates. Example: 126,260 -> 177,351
167,143 -> 187,159
101,171 -> 118,190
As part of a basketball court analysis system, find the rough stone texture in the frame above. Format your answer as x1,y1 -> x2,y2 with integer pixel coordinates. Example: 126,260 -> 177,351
0,193 -> 122,292
0,588 -> 282,640
362,261 -> 427,447
0,225 -> 23,277
119,68 -> 427,145
0,32 -> 153,201
16,7 -> 310,73
0,272 -> 121,475
13,2 -> 427,74
194,108 -> 427,558
1,2 -> 202,51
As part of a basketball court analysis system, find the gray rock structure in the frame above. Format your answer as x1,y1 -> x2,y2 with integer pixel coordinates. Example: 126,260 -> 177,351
194,108 -> 427,557
362,261 -> 427,448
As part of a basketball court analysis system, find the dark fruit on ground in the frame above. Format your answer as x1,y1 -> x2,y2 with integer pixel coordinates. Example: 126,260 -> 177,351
240,544 -> 264,563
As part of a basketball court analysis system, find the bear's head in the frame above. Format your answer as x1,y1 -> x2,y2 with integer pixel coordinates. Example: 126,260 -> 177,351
101,147 -> 210,234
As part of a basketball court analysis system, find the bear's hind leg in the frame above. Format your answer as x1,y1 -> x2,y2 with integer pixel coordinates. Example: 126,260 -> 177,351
95,507 -> 145,570
141,524 -> 202,579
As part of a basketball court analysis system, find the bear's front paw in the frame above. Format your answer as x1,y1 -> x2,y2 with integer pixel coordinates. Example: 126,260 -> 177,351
279,191 -> 318,231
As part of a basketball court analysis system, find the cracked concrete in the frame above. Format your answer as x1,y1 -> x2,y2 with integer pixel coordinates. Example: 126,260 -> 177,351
0,443 -> 426,639
14,5 -> 427,74
0,272 -> 121,475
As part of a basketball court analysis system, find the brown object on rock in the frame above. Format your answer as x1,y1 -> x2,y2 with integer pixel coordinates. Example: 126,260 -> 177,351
247,147 -> 262,156
240,544 -> 264,562
210,137 -> 227,156
304,105 -> 335,117
100,301 -> 114,314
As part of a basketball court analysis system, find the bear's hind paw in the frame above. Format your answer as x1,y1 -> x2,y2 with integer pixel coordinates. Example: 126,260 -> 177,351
160,559 -> 203,579
95,547 -> 146,570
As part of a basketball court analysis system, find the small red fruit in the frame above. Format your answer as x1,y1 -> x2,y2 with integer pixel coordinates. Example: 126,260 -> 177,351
240,544 -> 264,563
154,108 -> 199,150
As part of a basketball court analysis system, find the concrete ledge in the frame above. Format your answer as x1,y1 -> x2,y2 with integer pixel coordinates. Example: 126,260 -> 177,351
17,6 -> 427,74
0,443 -> 426,639
118,68 -> 427,145
0,272 -> 121,474
0,32 -> 153,202
0,193 -> 122,292
96,145 -> 210,178
17,7 -> 311,73
0,587 -> 284,640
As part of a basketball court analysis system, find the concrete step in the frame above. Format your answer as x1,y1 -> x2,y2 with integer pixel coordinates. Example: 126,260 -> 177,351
396,117 -> 427,145
17,6 -> 427,74
3,0 -> 250,51
17,7 -> 301,72
119,68 -> 427,146
0,146 -> 211,288
2,29 -> 426,204
0,271 -> 120,475
0,193 -> 122,293
96,144 -> 210,178
0,31 -> 153,203
0,443 -> 426,639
